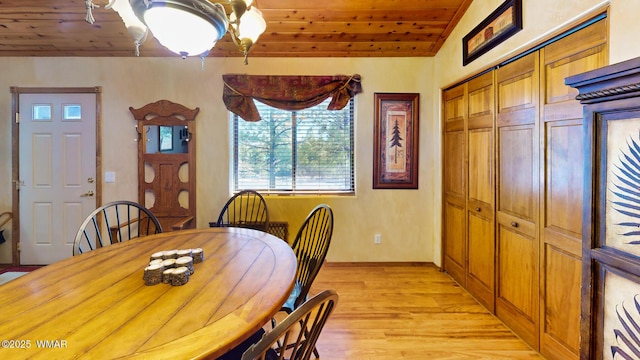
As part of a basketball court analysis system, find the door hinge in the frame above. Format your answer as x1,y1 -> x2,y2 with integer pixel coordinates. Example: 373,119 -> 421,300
17,242 -> 21,252
13,180 -> 24,190
15,112 -> 19,124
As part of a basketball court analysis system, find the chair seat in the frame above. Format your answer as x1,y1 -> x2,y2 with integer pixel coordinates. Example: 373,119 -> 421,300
282,281 -> 303,313
217,328 -> 278,360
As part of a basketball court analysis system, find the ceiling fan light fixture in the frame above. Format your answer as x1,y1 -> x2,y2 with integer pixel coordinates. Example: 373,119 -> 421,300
132,0 -> 228,58
105,0 -> 148,56
142,3 -> 227,58
85,0 -> 266,62
238,7 -> 266,44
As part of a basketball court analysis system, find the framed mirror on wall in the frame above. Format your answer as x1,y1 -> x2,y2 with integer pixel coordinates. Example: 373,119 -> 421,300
159,125 -> 173,151
144,125 -> 188,154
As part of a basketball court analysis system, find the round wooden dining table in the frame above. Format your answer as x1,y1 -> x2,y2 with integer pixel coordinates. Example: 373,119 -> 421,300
0,227 -> 296,359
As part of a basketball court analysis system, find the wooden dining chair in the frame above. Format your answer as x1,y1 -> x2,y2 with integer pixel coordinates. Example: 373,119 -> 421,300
241,289 -> 338,360
211,190 -> 269,232
73,200 -> 163,256
283,204 -> 334,314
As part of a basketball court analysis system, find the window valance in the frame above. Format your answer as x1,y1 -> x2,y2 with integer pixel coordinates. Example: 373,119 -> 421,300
222,74 -> 362,121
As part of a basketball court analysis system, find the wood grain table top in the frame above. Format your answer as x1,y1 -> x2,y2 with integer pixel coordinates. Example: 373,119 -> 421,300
0,227 -> 297,359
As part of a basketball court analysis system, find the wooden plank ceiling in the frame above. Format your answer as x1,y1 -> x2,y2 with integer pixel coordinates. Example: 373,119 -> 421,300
0,0 -> 474,58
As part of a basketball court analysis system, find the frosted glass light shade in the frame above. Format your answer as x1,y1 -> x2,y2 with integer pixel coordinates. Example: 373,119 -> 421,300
130,0 -> 229,58
144,7 -> 226,57
238,7 -> 266,43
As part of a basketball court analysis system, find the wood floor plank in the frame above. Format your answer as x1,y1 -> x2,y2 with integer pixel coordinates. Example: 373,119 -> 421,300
309,263 -> 543,359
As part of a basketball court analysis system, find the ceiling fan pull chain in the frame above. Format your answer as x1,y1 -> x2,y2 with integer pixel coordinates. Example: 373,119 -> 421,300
84,0 -> 99,24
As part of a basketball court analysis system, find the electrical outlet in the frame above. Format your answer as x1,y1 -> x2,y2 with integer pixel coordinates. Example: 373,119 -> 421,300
374,234 -> 382,244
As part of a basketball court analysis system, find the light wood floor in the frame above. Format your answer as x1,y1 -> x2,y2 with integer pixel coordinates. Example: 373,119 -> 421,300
309,263 -> 544,359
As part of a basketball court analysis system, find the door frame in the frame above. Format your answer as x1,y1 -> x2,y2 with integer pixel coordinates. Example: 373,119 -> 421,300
11,87 -> 102,266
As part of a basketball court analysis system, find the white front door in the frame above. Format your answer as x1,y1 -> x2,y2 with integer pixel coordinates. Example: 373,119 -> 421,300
19,93 -> 97,264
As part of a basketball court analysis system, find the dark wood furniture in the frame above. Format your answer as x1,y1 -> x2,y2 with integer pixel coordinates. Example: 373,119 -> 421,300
0,227 -> 296,359
130,100 -> 197,232
242,290 -> 338,360
283,204 -> 333,313
72,200 -> 162,255
566,57 -> 640,360
267,221 -> 289,242
211,190 -> 269,232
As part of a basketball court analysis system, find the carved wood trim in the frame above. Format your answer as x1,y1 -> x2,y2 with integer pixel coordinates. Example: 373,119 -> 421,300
575,83 -> 640,101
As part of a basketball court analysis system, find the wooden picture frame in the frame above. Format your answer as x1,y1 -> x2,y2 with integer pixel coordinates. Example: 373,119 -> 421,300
373,93 -> 419,189
462,0 -> 522,66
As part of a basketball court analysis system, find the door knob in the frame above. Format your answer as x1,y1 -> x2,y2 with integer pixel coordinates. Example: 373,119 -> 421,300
81,190 -> 95,197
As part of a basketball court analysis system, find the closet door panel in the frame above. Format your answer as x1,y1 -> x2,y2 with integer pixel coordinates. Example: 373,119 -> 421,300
444,199 -> 466,285
497,125 -> 536,221
467,210 -> 494,310
539,17 -> 608,359
541,243 -> 582,357
496,224 -> 538,345
443,84 -> 467,286
444,131 -> 465,199
468,129 -> 492,206
496,52 -> 540,348
466,71 -> 496,310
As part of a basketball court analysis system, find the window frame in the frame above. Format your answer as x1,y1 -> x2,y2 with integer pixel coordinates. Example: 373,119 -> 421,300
231,98 -> 355,195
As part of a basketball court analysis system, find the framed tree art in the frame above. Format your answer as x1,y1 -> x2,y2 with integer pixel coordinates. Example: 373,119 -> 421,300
373,93 -> 419,189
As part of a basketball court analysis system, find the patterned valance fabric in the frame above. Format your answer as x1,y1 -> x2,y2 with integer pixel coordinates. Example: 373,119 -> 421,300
222,74 -> 363,121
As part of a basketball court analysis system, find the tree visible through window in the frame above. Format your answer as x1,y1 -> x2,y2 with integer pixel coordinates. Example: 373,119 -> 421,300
232,98 -> 354,193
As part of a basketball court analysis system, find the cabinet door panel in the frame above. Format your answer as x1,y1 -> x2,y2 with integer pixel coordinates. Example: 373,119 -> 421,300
467,212 -> 494,311
444,200 -> 466,285
468,129 -> 493,206
444,131 -> 465,199
496,224 -> 538,346
541,244 -> 581,357
444,86 -> 465,132
498,125 -> 536,221
544,120 -> 583,236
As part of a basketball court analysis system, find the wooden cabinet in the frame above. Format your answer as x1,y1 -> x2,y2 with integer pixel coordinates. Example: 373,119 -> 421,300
566,57 -> 640,360
130,100 -> 198,232
441,15 -> 607,360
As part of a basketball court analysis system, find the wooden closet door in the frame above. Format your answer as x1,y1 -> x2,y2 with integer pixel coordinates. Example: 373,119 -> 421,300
538,19 -> 607,360
443,84 -> 467,286
495,52 -> 540,348
466,71 -> 495,312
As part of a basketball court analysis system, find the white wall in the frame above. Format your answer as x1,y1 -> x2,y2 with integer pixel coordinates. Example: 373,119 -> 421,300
2,0 -> 639,265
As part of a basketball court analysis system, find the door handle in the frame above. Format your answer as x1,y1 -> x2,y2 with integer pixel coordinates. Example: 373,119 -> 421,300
81,190 -> 95,197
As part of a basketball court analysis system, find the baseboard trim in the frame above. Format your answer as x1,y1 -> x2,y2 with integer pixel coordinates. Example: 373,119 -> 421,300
323,261 -> 436,268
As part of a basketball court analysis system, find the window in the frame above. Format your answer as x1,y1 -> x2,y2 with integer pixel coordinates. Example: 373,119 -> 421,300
232,98 -> 355,194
